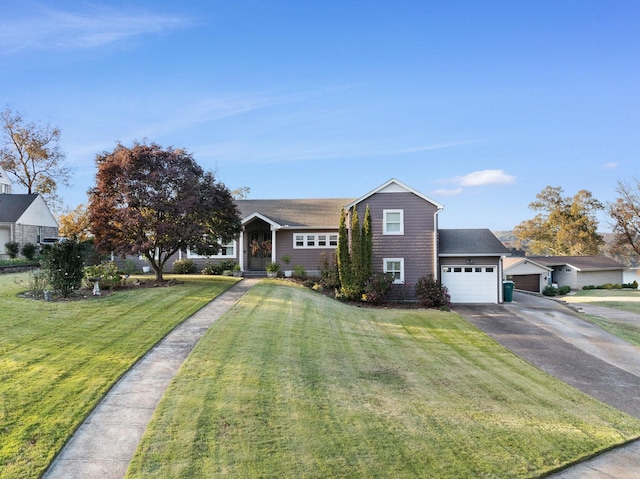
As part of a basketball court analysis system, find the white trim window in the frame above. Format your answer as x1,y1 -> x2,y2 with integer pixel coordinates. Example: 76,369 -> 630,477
187,240 -> 236,258
384,258 -> 404,284
293,233 -> 339,249
383,209 -> 404,235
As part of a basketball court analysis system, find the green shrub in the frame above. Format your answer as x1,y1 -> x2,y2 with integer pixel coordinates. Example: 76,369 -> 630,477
172,259 -> 197,274
319,252 -> 340,290
624,280 -> 639,289
84,262 -> 123,289
17,269 -> 49,299
363,272 -> 394,304
5,241 -> 19,259
201,260 -> 237,275
41,239 -> 86,298
266,262 -> 281,273
120,259 -> 137,275
21,242 -> 38,261
542,285 -> 558,296
558,285 -> 571,295
415,276 -> 451,308
293,264 -> 307,280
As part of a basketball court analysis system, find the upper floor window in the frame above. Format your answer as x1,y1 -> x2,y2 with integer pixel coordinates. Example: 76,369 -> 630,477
383,209 -> 404,235
188,240 -> 236,258
294,233 -> 338,248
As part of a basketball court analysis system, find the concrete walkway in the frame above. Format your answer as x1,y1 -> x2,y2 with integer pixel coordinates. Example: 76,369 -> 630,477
43,278 -> 259,479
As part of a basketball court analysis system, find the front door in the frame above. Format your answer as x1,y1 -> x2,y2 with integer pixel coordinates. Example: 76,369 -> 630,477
248,230 -> 271,270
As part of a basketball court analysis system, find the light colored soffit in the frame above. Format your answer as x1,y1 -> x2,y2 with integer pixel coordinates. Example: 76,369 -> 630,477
241,212 -> 282,228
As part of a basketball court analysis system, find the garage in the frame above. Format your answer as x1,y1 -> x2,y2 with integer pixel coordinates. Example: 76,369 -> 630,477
503,257 -> 552,294
441,265 -> 499,304
512,274 -> 540,292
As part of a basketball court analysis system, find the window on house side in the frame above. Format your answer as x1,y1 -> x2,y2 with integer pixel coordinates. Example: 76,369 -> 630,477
383,210 -> 404,235
187,240 -> 236,258
293,233 -> 339,249
384,258 -> 404,284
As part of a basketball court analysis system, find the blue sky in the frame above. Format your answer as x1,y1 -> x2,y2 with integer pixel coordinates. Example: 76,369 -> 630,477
1,1 -> 638,230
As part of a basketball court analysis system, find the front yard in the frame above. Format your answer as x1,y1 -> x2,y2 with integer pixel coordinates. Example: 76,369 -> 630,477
563,289 -> 640,346
127,281 -> 640,478
0,272 -> 238,479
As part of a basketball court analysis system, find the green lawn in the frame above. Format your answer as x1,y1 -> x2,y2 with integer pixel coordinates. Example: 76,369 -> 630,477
127,281 -> 640,479
0,272 -> 238,479
564,289 -> 640,346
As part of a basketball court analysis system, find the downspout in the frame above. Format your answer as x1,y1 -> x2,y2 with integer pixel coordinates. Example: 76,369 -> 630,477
434,208 -> 442,279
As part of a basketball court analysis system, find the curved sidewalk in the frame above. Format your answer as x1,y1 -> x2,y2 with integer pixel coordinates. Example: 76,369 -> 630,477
43,278 -> 259,479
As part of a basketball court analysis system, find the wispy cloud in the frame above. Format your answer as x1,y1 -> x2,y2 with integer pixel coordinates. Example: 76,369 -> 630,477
430,188 -> 464,197
603,162 -> 619,169
0,3 -> 189,53
456,169 -> 516,186
198,139 -> 472,165
431,169 -> 515,198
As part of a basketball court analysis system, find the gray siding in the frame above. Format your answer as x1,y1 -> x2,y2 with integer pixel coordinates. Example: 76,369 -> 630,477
352,191 -> 439,296
274,229 -> 338,275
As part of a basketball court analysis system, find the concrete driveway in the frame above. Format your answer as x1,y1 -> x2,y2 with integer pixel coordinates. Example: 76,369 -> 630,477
454,291 -> 640,478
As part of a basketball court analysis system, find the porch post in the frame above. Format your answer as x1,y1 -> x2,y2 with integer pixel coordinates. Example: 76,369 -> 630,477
239,229 -> 244,271
271,227 -> 277,263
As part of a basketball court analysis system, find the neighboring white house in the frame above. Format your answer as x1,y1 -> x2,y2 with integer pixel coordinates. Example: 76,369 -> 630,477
503,257 -> 553,293
0,167 -> 59,258
528,256 -> 626,290
0,165 -> 11,194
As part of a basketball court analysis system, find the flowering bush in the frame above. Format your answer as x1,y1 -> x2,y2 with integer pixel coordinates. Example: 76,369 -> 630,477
363,272 -> 394,304
415,276 -> 451,308
172,259 -> 197,274
84,261 -> 123,289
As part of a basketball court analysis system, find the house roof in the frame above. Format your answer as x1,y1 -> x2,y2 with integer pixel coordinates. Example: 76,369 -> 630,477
235,198 -> 355,229
344,178 -> 444,210
438,229 -> 510,256
528,255 -> 626,271
503,257 -> 553,272
0,194 -> 39,222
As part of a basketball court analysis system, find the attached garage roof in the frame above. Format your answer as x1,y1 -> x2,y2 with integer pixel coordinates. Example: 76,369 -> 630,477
438,229 -> 510,256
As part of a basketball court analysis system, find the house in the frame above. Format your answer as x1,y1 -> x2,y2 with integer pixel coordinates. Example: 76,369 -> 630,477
0,166 -> 59,258
527,256 -> 626,290
0,166 -> 11,194
0,194 -> 59,258
177,178 -> 510,303
503,257 -> 553,293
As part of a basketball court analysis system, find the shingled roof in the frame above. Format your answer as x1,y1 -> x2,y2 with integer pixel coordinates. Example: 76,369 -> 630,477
0,194 -> 39,222
235,198 -> 355,228
529,256 -> 625,271
438,229 -> 510,256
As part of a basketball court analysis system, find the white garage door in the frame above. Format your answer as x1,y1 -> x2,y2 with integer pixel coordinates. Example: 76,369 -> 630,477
441,265 -> 498,304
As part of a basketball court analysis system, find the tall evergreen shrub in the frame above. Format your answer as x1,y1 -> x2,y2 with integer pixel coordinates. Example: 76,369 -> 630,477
41,239 -> 86,298
337,204 -> 374,300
